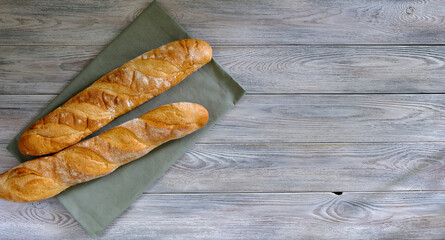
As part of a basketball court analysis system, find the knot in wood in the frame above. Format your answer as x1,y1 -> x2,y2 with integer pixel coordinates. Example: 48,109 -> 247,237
406,6 -> 415,15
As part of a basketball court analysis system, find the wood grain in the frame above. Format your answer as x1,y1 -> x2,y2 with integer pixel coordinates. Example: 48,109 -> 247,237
0,46 -> 100,95
209,94 -> 445,143
5,45 -> 445,94
2,0 -> 445,237
149,143 -> 445,192
3,94 -> 445,143
1,192 -> 445,239
161,0 -> 445,45
1,0 -> 445,45
2,142 -> 445,192
215,46 -> 445,94
0,0 -> 150,45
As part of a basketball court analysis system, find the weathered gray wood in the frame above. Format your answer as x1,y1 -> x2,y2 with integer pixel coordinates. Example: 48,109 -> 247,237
3,94 -> 445,143
5,45 -> 445,94
209,94 -> 445,143
0,144 -> 20,169
0,0 -> 150,45
2,142 -> 445,192
1,192 -> 445,239
3,0 -> 445,237
148,143 -> 445,192
0,46 -> 101,95
216,46 -> 445,93
2,0 -> 445,45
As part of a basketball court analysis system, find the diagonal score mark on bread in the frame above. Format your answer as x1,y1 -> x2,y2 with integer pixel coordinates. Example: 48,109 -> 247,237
1,102 -> 209,203
19,39 -> 212,156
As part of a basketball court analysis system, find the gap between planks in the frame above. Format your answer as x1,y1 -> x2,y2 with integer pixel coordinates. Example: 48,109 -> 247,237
0,42 -> 440,47
138,190 -> 445,195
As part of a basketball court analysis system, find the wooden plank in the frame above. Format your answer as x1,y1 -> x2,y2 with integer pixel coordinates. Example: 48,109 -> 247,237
0,144 -> 20,170
148,143 -> 445,192
0,46 -> 101,95
2,94 -> 445,143
0,0 -> 150,45
4,45 -> 445,94
161,0 -> 445,45
208,94 -> 445,143
2,142 -> 445,192
1,192 -> 445,239
215,46 -> 445,94
1,0 -> 445,45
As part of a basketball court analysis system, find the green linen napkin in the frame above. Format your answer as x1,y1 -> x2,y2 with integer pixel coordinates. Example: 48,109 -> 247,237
7,0 -> 245,237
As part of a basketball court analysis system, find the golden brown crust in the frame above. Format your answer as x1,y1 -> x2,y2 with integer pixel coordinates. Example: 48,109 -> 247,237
1,102 -> 209,203
18,39 -> 212,156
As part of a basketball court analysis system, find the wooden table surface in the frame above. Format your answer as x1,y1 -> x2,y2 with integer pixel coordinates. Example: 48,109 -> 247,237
2,0 -> 445,239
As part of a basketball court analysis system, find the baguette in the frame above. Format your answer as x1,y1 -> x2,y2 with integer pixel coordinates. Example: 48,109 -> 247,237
19,39 -> 212,156
1,102 -> 209,203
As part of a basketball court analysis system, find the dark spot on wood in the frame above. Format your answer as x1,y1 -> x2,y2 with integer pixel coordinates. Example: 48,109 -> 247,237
406,6 -> 415,15
32,201 -> 48,209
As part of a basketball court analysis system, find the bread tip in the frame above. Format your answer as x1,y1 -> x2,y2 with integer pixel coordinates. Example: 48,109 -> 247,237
197,39 -> 213,63
183,102 -> 209,128
18,135 -> 34,156
194,103 -> 209,128
181,39 -> 212,63
166,102 -> 209,127
18,134 -> 52,156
